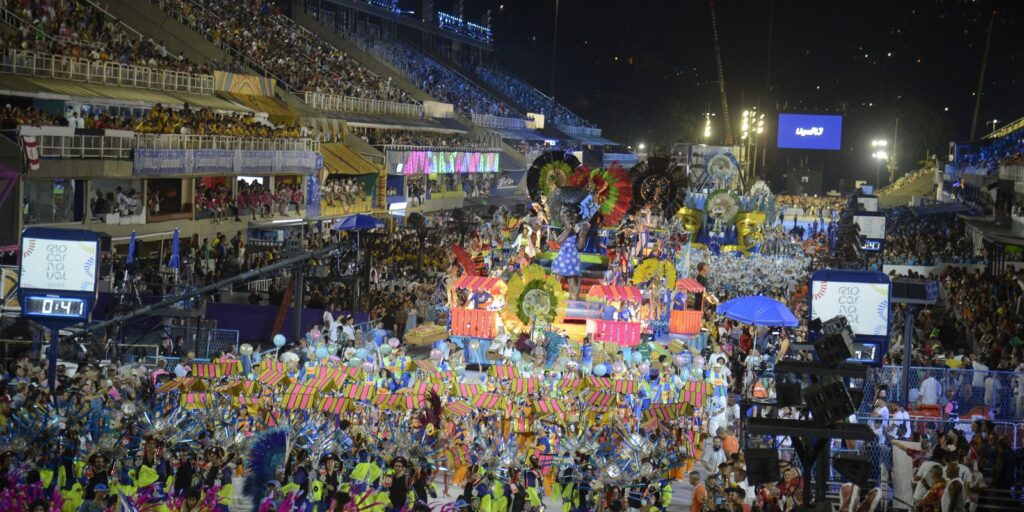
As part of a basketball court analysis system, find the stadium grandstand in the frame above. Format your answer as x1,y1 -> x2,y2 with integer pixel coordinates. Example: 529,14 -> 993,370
3,3 -> 1022,512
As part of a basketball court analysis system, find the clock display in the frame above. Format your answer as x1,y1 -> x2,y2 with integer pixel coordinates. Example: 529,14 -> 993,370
24,296 -> 87,318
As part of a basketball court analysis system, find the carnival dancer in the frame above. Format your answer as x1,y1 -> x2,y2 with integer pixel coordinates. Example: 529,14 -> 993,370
552,204 -> 589,299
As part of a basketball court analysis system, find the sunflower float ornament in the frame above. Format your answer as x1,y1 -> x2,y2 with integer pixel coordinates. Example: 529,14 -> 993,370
632,257 -> 677,288
503,264 -> 567,333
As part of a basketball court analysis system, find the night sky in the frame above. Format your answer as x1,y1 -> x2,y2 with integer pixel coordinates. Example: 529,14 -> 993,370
408,0 -> 1023,190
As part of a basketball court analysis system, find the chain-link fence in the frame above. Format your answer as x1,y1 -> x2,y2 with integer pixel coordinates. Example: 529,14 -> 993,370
860,365 -> 1024,421
774,415 -> 1022,509
117,324 -> 239,365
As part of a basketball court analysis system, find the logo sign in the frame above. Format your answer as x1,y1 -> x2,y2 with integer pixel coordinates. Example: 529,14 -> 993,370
19,237 -> 98,292
777,113 -> 843,150
861,240 -> 882,251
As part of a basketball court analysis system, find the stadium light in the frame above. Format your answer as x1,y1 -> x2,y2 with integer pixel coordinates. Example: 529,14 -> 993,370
703,114 -> 712,141
638,143 -> 646,151
871,139 -> 887,148
872,151 -> 888,160
871,141 -> 889,189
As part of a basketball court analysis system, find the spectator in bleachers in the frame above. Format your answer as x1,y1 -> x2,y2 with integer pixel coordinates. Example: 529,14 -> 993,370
476,66 -> 591,127
1,0 -> 214,74
882,208 -> 978,265
159,0 -> 413,103
356,128 -> 489,148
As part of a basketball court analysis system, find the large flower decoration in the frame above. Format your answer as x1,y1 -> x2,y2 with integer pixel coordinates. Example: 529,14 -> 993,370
564,164 -> 633,226
503,264 -> 567,332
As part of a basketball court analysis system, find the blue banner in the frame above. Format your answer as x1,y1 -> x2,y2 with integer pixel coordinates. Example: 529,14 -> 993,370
134,149 -> 322,176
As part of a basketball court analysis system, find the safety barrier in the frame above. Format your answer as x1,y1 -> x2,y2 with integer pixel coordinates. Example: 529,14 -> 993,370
471,114 -> 529,130
134,133 -> 319,152
121,326 -> 239,362
998,164 -> 1024,182
860,365 -> 1024,421
558,124 -> 602,138
0,49 -> 215,95
380,143 -> 502,153
303,91 -> 424,118
33,133 -> 134,159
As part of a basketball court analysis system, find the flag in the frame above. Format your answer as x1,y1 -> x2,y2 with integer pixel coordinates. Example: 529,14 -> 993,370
117,491 -> 140,512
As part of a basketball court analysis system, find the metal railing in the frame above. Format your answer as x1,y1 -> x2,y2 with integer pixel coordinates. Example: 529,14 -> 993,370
0,49 -> 215,95
998,165 -> 1024,182
558,124 -> 603,138
861,365 -> 1024,421
34,133 -> 134,159
26,132 -> 319,160
471,113 -> 529,130
135,133 -> 319,152
303,91 -> 423,117
380,143 -> 502,152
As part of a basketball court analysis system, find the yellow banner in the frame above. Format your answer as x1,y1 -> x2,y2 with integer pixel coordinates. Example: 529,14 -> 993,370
213,71 -> 275,96
1,266 -> 18,309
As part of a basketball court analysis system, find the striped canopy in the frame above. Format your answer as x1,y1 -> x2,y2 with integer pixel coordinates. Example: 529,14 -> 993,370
587,284 -> 642,302
675,278 -> 705,293
453,275 -> 506,293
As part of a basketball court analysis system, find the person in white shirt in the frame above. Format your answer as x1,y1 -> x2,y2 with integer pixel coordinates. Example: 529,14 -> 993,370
888,402 -> 911,440
941,461 -> 966,512
913,463 -> 942,505
173,358 -> 191,378
341,316 -> 356,342
920,372 -> 942,406
701,436 -> 727,474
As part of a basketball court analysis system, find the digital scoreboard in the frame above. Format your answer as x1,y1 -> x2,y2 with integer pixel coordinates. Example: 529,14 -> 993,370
18,228 -> 101,389
18,228 -> 100,320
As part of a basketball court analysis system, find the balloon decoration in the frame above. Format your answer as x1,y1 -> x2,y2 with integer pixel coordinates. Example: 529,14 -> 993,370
239,344 -> 254,356
388,338 -> 401,348
272,334 -> 286,348
314,344 -> 329,359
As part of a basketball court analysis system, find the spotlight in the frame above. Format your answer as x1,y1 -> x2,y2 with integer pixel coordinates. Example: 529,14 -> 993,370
820,316 -> 851,337
833,453 -> 872,488
744,448 -> 781,485
776,382 -> 804,407
803,376 -> 855,426
815,330 -> 854,368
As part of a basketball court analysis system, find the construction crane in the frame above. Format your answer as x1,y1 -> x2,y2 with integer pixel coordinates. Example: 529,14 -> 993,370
709,0 -> 732,145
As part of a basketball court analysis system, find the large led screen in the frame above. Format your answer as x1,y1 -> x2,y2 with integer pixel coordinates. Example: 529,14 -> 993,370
777,113 -> 843,150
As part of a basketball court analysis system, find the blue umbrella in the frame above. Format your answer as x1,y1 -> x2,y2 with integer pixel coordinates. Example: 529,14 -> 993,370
168,228 -> 180,269
716,295 -> 798,327
332,214 -> 383,231
126,230 -> 136,264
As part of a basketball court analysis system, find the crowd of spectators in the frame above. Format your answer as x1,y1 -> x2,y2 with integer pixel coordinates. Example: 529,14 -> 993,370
0,103 -> 59,129
954,129 -> 1024,173
159,0 -> 413,102
476,67 -> 590,128
775,195 -> 845,219
882,208 -> 979,265
1,0 -> 215,74
1,101 -> 308,139
194,178 -> 304,223
358,128 -> 488,148
134,103 -> 305,139
361,38 -> 519,118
